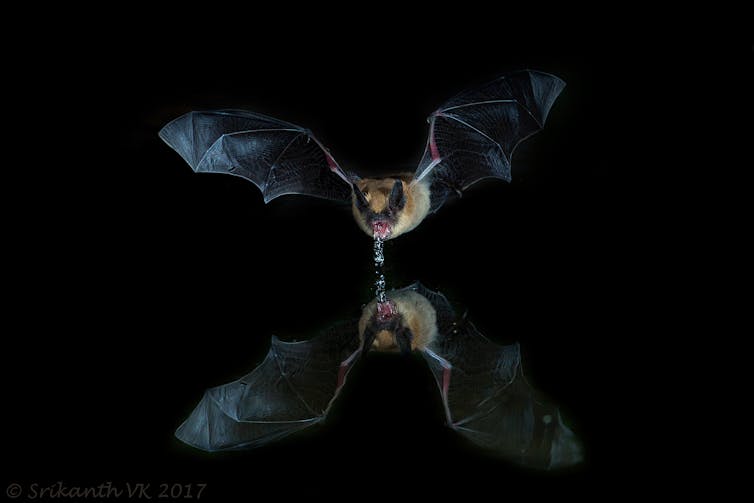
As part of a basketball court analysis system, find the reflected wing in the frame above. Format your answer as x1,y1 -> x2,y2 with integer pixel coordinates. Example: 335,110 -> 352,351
414,70 -> 565,212
419,299 -> 581,469
159,109 -> 354,203
176,321 -> 361,451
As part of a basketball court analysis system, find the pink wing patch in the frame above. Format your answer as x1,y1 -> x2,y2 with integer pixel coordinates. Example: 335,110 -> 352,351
308,133 -> 352,186
429,114 -> 442,162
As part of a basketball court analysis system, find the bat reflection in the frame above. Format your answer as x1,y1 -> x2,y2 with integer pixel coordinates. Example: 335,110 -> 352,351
175,283 -> 582,469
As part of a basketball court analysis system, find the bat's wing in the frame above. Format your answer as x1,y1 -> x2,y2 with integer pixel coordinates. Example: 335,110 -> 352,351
159,109 -> 354,203
176,321 -> 361,451
415,284 -> 582,469
414,70 -> 566,212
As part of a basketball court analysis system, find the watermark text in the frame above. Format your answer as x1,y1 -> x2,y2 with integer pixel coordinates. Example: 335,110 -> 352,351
6,481 -> 207,500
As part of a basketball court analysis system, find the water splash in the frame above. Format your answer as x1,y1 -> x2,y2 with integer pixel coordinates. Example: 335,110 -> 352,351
374,237 -> 386,303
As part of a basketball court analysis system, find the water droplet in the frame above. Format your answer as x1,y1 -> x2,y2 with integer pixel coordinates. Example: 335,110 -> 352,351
373,237 -> 387,303
373,237 -> 385,267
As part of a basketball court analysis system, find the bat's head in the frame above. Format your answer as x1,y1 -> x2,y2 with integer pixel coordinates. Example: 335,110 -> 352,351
351,178 -> 409,240
358,289 -> 438,354
360,299 -> 414,354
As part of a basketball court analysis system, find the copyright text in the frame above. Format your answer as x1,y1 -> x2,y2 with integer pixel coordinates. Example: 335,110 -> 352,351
6,481 -> 207,500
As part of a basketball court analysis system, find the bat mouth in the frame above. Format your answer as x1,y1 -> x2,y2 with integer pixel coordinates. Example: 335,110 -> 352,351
372,220 -> 392,240
376,300 -> 398,322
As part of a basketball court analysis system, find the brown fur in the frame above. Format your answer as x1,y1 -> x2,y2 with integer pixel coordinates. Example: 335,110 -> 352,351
358,289 -> 438,352
351,174 -> 431,239
374,330 -> 394,350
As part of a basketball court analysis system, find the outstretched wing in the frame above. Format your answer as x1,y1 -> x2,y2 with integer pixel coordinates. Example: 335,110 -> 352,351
176,321 -> 361,451
417,286 -> 582,469
414,70 -> 566,212
159,109 -> 354,203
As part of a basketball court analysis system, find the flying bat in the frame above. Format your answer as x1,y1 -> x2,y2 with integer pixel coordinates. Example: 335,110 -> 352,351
175,283 -> 582,469
159,70 -> 565,240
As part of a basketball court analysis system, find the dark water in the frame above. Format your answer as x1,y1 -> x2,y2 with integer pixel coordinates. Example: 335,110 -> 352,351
3,18 -> 678,502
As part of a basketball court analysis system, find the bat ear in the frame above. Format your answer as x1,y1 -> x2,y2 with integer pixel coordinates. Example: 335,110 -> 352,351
353,186 -> 369,210
395,326 -> 413,355
388,180 -> 406,210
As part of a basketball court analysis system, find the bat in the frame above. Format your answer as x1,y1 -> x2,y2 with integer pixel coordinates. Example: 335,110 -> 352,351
159,70 -> 565,240
176,283 -> 582,469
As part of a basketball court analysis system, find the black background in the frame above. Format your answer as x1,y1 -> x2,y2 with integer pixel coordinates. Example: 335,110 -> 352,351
5,11 -> 680,501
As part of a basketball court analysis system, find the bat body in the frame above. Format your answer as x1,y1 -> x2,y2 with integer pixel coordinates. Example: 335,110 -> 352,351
159,70 -> 565,239
358,285 -> 437,352
176,283 -> 581,468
